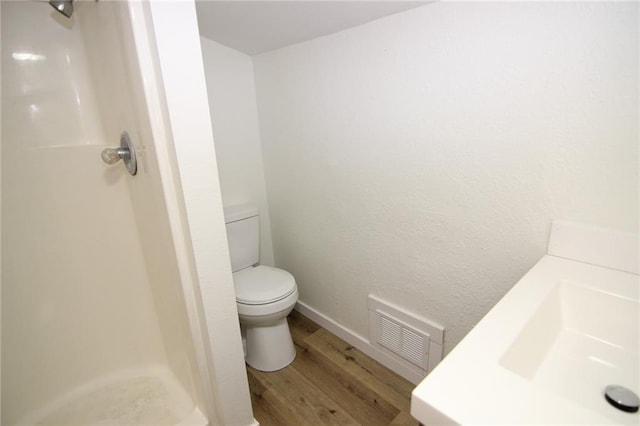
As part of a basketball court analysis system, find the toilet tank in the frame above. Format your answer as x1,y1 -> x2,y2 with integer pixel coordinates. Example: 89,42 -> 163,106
224,204 -> 260,272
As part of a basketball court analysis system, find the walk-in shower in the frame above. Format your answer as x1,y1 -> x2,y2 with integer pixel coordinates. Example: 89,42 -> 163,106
1,1 -> 218,424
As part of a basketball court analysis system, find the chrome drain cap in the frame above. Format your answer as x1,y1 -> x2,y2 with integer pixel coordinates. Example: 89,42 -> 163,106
604,385 -> 639,413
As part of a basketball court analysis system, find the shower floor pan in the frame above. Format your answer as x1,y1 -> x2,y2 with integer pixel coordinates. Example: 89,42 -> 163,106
21,367 -> 207,425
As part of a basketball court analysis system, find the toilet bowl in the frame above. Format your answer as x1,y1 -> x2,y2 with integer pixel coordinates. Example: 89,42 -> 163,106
224,205 -> 299,372
234,265 -> 298,371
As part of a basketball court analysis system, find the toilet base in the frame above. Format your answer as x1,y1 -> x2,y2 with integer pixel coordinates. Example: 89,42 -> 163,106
244,317 -> 296,372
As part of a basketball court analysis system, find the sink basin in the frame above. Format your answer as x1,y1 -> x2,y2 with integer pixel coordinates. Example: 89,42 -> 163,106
501,279 -> 638,417
411,222 -> 639,425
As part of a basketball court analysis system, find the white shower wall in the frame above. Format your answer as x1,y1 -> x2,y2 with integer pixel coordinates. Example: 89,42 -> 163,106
1,2 -> 209,423
252,2 -> 639,356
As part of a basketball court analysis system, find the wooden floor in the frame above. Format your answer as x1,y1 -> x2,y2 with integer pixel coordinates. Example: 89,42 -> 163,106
246,310 -> 420,426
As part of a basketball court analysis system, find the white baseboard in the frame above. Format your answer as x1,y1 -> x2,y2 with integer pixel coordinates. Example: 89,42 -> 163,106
294,301 -> 426,385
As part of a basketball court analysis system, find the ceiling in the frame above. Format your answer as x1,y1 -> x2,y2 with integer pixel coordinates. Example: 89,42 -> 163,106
195,1 -> 428,56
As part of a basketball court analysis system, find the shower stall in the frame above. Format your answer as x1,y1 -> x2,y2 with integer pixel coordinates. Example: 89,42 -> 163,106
1,1 -> 248,424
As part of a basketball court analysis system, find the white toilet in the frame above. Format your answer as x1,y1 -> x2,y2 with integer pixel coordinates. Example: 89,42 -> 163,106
224,204 -> 298,372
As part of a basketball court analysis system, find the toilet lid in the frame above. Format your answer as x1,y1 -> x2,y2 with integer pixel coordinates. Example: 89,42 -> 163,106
234,265 -> 296,305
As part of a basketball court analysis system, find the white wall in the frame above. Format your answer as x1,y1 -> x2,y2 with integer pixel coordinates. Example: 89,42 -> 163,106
147,2 -> 255,425
200,37 -> 274,266
253,2 -> 639,355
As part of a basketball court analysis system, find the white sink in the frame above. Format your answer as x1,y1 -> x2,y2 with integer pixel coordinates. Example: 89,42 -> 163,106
411,222 -> 639,425
501,279 -> 638,414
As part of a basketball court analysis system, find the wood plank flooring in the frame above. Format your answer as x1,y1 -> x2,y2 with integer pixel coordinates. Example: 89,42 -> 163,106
246,310 -> 420,426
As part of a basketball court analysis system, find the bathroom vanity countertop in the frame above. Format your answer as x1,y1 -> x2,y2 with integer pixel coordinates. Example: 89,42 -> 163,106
411,254 -> 639,425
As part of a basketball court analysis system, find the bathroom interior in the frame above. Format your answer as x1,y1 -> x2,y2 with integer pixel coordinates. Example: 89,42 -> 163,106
1,1 -> 638,425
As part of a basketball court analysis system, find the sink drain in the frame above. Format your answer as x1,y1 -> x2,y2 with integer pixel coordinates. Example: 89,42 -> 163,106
604,385 -> 639,413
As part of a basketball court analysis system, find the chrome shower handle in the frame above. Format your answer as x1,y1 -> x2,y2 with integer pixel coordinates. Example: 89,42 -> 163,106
101,131 -> 137,176
101,147 -> 129,164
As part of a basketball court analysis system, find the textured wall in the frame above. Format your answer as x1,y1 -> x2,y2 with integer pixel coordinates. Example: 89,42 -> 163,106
201,37 -> 275,266
253,2 -> 639,354
148,3 -> 254,425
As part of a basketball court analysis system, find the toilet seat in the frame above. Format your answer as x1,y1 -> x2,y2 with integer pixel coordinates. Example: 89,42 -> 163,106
234,265 -> 296,305
236,287 -> 298,319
